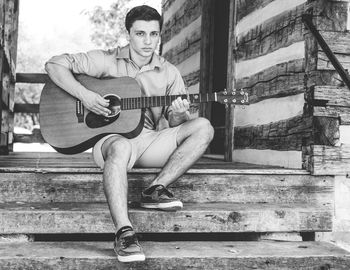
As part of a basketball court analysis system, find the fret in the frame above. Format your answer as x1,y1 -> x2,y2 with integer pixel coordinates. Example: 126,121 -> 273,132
121,91 -> 220,111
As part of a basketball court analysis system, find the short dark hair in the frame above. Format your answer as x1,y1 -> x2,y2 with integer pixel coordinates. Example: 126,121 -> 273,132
125,5 -> 162,33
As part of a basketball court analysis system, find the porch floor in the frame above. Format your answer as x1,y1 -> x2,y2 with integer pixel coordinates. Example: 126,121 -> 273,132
0,152 -> 308,174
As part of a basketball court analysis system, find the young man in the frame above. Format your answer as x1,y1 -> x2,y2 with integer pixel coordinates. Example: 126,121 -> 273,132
45,5 -> 214,263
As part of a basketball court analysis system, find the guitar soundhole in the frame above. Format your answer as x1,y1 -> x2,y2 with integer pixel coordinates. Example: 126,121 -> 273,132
85,94 -> 121,129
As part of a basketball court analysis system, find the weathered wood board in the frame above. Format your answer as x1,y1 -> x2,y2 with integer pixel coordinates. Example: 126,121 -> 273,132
1,241 -> 349,270
0,202 -> 333,233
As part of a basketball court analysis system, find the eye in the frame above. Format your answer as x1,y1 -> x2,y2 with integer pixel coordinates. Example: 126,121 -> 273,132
151,32 -> 159,37
136,32 -> 144,36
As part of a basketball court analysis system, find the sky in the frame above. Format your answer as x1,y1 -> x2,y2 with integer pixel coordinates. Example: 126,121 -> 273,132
17,0 -> 161,72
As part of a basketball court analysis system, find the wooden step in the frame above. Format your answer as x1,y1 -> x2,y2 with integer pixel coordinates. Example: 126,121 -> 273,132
1,241 -> 349,269
0,171 -> 334,205
0,202 -> 332,234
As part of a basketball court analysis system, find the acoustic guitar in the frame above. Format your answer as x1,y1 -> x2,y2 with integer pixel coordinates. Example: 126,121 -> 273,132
40,75 -> 249,154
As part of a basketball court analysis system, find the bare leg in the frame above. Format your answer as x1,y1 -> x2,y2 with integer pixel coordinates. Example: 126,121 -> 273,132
150,117 -> 214,187
101,136 -> 133,231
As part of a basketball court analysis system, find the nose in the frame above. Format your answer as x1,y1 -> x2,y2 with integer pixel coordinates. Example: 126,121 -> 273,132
144,34 -> 151,45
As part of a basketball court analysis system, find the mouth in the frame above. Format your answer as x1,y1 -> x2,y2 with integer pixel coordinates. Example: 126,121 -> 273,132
142,48 -> 153,51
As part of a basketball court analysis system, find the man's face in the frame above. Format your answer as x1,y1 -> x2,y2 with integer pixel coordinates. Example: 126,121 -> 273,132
128,20 -> 160,59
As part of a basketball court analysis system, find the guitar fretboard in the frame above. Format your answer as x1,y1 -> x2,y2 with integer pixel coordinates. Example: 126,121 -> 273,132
121,93 -> 216,110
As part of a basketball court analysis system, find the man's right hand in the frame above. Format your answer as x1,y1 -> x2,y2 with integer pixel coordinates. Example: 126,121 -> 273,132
81,89 -> 111,116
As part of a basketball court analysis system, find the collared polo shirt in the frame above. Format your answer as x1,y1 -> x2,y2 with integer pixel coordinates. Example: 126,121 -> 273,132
46,45 -> 187,130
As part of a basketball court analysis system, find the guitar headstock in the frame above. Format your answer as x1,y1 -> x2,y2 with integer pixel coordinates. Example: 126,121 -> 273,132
216,89 -> 249,106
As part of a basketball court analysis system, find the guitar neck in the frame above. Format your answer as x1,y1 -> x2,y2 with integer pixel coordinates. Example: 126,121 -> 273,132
120,93 -> 217,110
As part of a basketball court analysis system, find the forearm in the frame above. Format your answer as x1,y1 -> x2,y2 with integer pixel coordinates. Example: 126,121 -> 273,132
168,111 -> 190,127
45,63 -> 87,100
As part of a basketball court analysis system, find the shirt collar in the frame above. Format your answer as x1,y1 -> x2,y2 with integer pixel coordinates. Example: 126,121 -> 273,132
116,45 -> 162,70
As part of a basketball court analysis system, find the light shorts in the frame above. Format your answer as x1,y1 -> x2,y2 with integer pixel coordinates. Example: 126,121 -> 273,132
92,126 -> 182,171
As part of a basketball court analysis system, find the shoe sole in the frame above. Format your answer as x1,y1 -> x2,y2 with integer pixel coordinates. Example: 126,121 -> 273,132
140,201 -> 183,211
117,253 -> 146,263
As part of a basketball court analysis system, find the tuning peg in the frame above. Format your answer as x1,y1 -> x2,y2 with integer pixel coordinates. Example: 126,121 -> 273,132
223,89 -> 227,95
240,89 -> 245,95
232,91 -> 236,96
233,99 -> 236,103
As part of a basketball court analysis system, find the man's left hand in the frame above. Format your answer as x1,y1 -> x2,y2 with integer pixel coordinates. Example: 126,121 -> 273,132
171,97 -> 190,116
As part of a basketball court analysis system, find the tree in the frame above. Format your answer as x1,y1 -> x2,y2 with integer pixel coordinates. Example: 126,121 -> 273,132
85,1 -> 133,49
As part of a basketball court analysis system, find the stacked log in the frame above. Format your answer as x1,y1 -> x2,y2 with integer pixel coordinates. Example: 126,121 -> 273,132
304,0 -> 350,175
162,0 -> 201,97
232,0 -> 309,168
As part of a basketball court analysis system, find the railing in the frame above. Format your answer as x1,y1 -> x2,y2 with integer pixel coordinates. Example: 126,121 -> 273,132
14,73 -> 47,144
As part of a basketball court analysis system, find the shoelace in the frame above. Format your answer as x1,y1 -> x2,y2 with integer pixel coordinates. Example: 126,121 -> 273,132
121,234 -> 140,248
157,186 -> 174,198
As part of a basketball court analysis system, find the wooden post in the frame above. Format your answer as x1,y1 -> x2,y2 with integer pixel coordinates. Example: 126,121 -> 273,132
0,0 -> 19,154
224,0 -> 236,161
199,0 -> 215,121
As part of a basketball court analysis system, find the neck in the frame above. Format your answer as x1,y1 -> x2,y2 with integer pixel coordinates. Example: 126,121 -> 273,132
129,49 -> 152,68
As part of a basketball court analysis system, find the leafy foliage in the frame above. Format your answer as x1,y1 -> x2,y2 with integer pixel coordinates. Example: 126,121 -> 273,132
85,1 -> 133,49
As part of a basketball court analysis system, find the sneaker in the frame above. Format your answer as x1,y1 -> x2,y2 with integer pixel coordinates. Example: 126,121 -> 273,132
140,184 -> 183,211
114,231 -> 145,262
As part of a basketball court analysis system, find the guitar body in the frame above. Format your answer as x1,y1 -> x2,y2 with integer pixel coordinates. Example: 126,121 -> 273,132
40,75 -> 144,154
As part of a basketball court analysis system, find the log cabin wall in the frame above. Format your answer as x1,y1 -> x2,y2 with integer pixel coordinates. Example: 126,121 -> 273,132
161,0 -> 201,100
304,0 -> 350,175
0,0 -> 19,154
232,0 -> 312,168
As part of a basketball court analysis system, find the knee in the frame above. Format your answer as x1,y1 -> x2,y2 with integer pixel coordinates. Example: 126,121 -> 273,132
193,117 -> 214,143
103,137 -> 132,161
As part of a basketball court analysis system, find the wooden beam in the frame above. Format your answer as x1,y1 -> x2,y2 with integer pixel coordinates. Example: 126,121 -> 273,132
13,103 -> 39,114
234,115 -> 313,151
162,26 -> 201,66
236,0 -> 275,22
236,5 -> 305,62
13,128 -> 44,144
310,144 -> 350,175
308,0 -> 349,32
162,0 -> 201,44
16,73 -> 49,84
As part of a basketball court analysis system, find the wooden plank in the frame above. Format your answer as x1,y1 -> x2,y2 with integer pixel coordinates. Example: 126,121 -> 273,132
234,115 -> 313,151
1,241 -> 349,270
183,69 -> 200,88
313,116 -> 340,146
236,59 -> 305,103
308,0 -> 349,32
236,5 -> 305,62
16,73 -> 49,84
237,59 -> 305,88
162,26 -> 200,66
311,144 -> 350,175
314,106 -> 350,125
13,129 -> 44,143
313,85 -> 350,107
0,202 -> 333,233
13,103 -> 39,114
162,0 -> 201,44
0,172 -> 333,205
0,152 -> 310,174
237,0 -> 275,22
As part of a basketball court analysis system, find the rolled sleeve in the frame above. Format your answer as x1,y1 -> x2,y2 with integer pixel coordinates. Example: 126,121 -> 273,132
46,50 -> 107,78
165,64 -> 187,119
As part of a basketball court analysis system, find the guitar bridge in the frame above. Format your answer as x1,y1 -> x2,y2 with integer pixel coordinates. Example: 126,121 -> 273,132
76,100 -> 84,123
